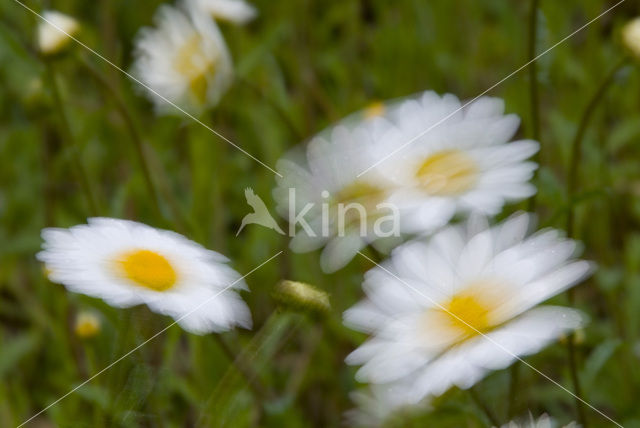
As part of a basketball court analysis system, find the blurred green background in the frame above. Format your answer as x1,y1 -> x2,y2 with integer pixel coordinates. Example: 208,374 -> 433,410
1,0 -> 640,426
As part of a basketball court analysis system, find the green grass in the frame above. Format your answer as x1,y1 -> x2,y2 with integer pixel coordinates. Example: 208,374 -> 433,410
1,0 -> 640,426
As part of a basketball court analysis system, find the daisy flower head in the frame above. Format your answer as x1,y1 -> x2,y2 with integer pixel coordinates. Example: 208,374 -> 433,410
38,218 -> 251,334
37,10 -> 79,56
132,4 -> 233,115
377,91 -> 539,233
185,0 -> 257,24
345,385 -> 427,427
274,119 -> 403,273
500,413 -> 578,428
344,213 -> 592,401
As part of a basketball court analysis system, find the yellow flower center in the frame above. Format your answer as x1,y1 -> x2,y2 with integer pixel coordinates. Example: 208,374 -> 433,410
415,149 -> 478,195
174,34 -> 216,104
440,292 -> 492,336
334,181 -> 385,205
332,180 -> 387,226
116,249 -> 177,292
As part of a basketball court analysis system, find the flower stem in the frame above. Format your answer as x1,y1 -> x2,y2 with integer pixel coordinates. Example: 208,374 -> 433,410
507,362 -> 520,418
79,59 -> 163,210
238,76 -> 304,140
526,0 -> 540,212
79,56 -> 190,233
45,60 -> 100,216
564,56 -> 627,428
213,334 -> 272,404
566,336 -> 587,427
469,387 -> 500,426
566,56 -> 627,237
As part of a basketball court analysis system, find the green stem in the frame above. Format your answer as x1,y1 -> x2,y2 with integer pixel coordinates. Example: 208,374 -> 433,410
284,324 -> 323,397
212,334 -> 272,404
80,58 -> 162,214
469,387 -> 500,426
566,56 -> 627,237
526,0 -> 540,212
45,60 -> 100,216
209,110 -> 228,251
507,362 -> 519,418
238,76 -> 304,140
566,335 -> 587,427
527,0 -> 541,144
79,56 -> 190,233
564,56 -> 627,428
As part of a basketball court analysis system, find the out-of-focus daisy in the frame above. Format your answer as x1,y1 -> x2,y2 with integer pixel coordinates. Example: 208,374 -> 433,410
345,385 -> 426,427
37,10 -> 79,56
132,5 -> 232,114
38,218 -> 251,334
74,310 -> 101,339
379,92 -> 539,233
186,0 -> 257,24
344,213 -> 591,401
274,121 -> 403,272
499,413 -> 578,428
622,17 -> 640,60
274,92 -> 538,271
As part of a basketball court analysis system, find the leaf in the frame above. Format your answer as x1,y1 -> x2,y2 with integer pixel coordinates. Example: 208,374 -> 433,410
581,339 -> 621,391
0,332 -> 40,380
75,384 -> 110,411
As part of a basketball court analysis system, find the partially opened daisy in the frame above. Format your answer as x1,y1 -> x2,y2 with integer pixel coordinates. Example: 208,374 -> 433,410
622,17 -> 640,60
377,91 -> 539,233
185,0 -> 257,24
37,10 -> 79,56
274,119 -> 403,272
132,4 -> 232,114
38,218 -> 251,334
344,213 -> 592,401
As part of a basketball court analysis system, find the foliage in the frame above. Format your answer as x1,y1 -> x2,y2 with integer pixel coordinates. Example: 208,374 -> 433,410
1,0 -> 640,426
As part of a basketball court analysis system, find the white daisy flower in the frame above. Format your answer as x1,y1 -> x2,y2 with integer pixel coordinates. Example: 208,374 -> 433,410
274,119 -> 403,272
499,413 -> 578,428
344,213 -> 592,401
132,4 -> 233,115
622,17 -> 640,60
37,10 -> 79,55
185,0 -> 257,24
37,218 -> 251,334
378,91 -> 539,233
274,92 -> 538,272
345,385 -> 427,427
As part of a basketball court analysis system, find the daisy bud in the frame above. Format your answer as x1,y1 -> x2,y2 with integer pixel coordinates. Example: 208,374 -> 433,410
74,311 -> 101,339
273,280 -> 330,315
622,17 -> 640,60
37,11 -> 79,56
362,101 -> 386,119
